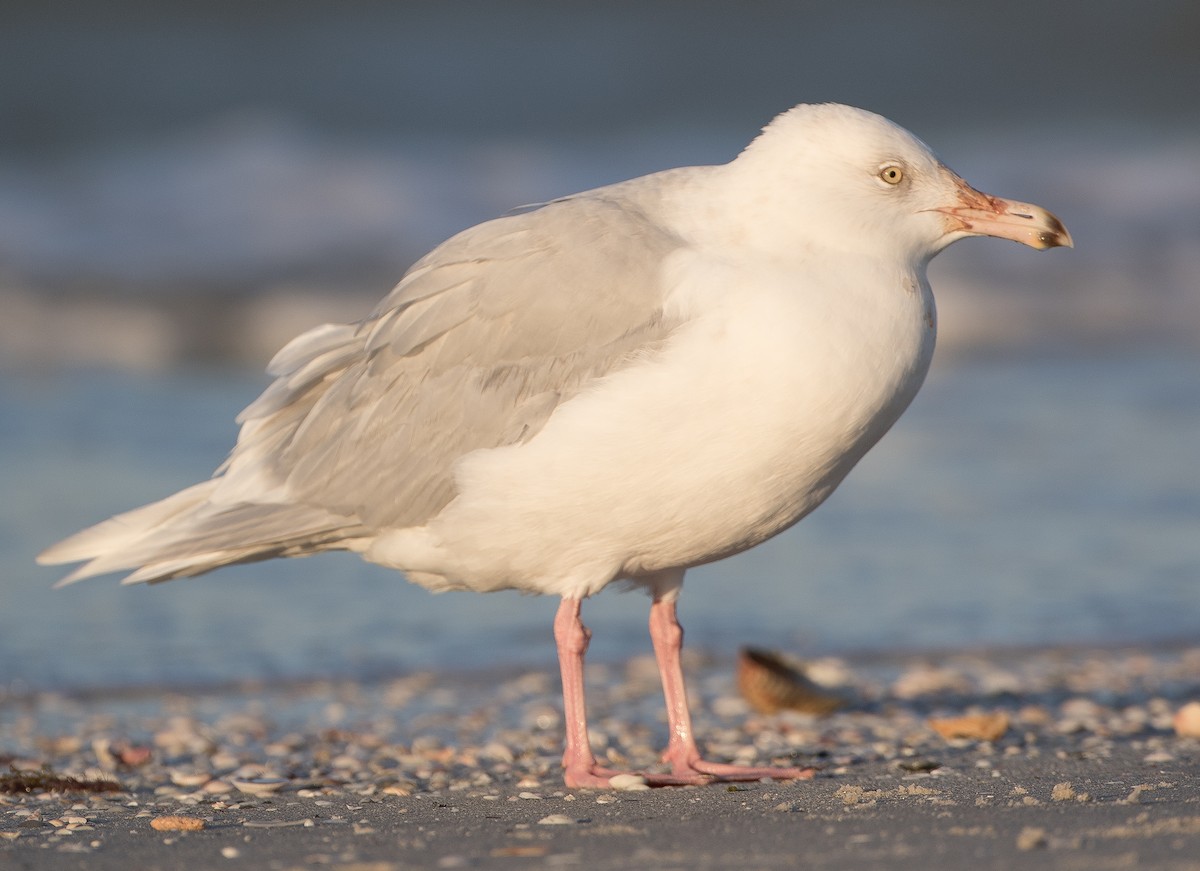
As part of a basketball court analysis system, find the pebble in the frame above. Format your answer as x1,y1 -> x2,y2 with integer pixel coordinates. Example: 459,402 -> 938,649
607,774 -> 650,791
1016,826 -> 1048,851
1050,782 -> 1075,802
243,818 -> 314,828
537,814 -> 576,825
149,815 -> 205,832
1,642 -> 1197,834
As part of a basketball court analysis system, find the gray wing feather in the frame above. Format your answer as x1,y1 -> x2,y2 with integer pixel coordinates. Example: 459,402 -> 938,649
223,190 -> 686,531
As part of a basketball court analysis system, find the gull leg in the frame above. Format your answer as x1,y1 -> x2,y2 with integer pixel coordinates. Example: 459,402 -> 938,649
554,598 -> 701,788
649,596 -> 814,782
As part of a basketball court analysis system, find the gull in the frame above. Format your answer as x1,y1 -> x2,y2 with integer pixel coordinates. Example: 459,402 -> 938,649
39,103 -> 1071,788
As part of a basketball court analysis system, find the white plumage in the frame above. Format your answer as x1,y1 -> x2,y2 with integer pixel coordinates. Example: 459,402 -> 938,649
40,103 -> 1070,787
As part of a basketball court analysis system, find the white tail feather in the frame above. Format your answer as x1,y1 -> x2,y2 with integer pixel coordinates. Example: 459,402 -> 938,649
39,479 -> 365,587
39,481 -> 220,578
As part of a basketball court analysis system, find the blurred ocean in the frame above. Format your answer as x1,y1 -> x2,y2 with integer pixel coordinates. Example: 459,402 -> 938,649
1,2 -> 1197,692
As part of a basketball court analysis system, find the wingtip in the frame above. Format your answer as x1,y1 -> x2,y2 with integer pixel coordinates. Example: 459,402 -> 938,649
36,538 -> 70,566
50,563 -> 95,589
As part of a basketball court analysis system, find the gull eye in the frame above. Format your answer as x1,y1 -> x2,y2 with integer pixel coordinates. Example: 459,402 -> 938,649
879,164 -> 904,185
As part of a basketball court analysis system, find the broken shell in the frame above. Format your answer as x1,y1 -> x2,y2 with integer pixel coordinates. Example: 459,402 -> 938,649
607,773 -> 650,791
1173,701 -> 1200,738
737,648 -> 844,715
169,770 -> 212,788
929,712 -> 1010,742
150,815 -> 205,832
115,743 -> 153,767
230,777 -> 288,796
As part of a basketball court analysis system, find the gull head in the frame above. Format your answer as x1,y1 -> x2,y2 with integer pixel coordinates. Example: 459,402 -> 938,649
729,103 -> 1072,264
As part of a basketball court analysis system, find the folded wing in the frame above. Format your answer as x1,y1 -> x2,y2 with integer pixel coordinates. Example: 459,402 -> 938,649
40,186 -> 687,584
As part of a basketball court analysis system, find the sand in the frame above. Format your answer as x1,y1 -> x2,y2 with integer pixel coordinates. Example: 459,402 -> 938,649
3,643 -> 1199,870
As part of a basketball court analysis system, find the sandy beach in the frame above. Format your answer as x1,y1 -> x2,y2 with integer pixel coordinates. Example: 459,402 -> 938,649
3,643 -> 1198,870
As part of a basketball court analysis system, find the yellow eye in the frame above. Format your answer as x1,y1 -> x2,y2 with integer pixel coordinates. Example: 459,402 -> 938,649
879,164 -> 904,185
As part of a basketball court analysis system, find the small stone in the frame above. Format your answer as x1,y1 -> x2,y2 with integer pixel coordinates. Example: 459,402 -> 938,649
492,846 -> 550,858
243,819 -> 314,829
210,752 -> 240,770
91,739 -> 116,769
150,816 -> 206,832
1121,784 -> 1152,804
607,774 -> 649,791
893,665 -> 970,699
836,785 -> 866,805
537,814 -> 576,825
480,742 -> 515,763
221,846 -> 240,859
117,744 -> 153,766
1050,782 -> 1075,802
1016,827 -> 1048,851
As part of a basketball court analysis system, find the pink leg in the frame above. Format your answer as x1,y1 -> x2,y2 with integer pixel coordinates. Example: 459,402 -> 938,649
554,598 -> 701,788
649,596 -> 814,782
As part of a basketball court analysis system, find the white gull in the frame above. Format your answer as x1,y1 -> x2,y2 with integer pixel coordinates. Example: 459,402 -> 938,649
39,103 -> 1071,788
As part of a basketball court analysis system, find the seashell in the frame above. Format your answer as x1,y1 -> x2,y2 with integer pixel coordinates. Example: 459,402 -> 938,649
169,770 -> 212,788
230,776 -> 288,796
1174,701 -> 1200,738
736,647 -> 845,715
607,773 -> 650,791
928,712 -> 1009,742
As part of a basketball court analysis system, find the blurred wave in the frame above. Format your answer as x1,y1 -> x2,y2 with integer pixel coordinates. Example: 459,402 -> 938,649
0,1 -> 1197,368
8,353 -> 1200,690
3,3 -> 1199,691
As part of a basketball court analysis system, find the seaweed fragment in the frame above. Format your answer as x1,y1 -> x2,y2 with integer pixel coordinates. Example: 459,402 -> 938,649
0,765 -> 121,794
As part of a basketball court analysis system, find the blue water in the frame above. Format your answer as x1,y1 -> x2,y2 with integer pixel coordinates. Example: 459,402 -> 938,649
0,3 -> 1197,691
4,353 -> 1198,691
0,2 -> 1198,367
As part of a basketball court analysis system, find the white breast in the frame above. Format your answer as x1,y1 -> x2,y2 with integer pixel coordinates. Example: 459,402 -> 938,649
368,249 -> 936,598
